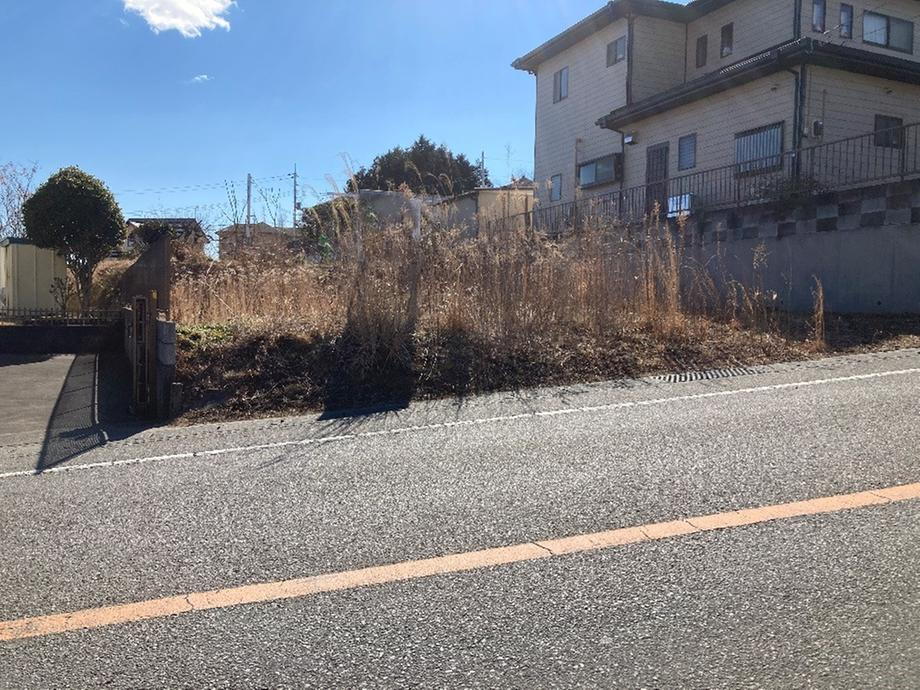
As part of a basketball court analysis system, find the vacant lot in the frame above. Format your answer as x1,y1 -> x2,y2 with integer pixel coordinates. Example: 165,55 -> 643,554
172,216 -> 920,423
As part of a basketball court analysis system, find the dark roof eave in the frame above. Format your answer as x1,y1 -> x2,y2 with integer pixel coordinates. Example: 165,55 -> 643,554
512,2 -> 615,73
597,54 -> 789,130
597,39 -> 920,130
808,43 -> 920,86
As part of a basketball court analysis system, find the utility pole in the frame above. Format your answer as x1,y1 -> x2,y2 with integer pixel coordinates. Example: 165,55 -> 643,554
292,165 -> 298,229
245,173 -> 252,241
480,151 -> 486,187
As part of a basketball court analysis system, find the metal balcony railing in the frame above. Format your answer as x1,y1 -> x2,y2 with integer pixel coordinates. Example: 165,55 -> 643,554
483,121 -> 920,236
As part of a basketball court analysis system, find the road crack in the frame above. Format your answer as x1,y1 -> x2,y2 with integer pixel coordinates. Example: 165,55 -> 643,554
531,542 -> 555,556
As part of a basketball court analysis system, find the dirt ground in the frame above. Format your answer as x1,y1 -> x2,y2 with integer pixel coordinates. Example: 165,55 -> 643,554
173,313 -> 920,425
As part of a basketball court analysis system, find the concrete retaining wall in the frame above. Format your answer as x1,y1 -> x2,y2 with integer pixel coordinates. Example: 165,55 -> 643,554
682,178 -> 920,313
120,235 -> 171,315
0,324 -> 120,354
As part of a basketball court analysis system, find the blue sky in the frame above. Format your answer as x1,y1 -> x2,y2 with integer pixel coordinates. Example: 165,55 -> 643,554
0,0 -> 685,226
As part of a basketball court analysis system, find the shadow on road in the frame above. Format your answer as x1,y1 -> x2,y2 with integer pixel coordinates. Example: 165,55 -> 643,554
35,352 -> 150,473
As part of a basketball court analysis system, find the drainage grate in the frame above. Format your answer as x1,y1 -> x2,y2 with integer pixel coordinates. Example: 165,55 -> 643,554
652,366 -> 761,384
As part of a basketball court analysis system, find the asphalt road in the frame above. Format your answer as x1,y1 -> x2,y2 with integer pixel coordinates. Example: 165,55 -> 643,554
1,349 -> 919,688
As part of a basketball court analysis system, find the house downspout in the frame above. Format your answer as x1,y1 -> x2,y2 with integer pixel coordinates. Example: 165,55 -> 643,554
793,0 -> 803,39
624,11 -> 636,193
532,68 -> 540,206
798,63 -> 809,150
787,67 -> 802,151
626,14 -> 635,105
786,61 -> 808,180
683,22 -> 689,83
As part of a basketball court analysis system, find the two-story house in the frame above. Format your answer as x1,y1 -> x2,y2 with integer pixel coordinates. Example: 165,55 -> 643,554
515,0 -> 920,210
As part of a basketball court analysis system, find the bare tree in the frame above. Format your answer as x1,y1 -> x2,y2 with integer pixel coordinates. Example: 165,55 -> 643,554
0,162 -> 38,238
219,180 -> 245,229
255,182 -> 285,228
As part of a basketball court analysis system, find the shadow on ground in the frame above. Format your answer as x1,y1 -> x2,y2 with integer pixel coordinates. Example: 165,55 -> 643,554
824,314 -> 920,349
319,319 -> 416,419
0,354 -> 54,367
36,351 -> 150,472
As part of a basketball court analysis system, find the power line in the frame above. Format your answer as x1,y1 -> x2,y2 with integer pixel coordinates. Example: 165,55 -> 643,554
116,172 -> 293,196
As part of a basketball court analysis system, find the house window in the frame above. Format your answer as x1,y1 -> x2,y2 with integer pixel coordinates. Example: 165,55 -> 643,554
550,174 -> 562,201
864,12 -> 914,53
678,134 -> 697,171
552,67 -> 569,103
840,4 -> 854,39
735,122 -> 784,174
578,154 -> 622,187
874,115 -> 904,148
696,35 -> 708,68
721,23 -> 734,57
812,0 -> 826,33
607,36 -> 627,66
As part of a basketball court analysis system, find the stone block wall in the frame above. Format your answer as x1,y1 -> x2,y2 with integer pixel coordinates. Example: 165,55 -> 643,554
688,178 -> 920,246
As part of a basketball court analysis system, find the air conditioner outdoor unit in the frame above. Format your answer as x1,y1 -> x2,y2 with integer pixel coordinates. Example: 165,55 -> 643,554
667,193 -> 695,218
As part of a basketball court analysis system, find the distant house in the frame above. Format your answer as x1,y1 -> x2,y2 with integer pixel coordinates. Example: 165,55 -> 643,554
309,186 -> 536,237
432,179 -> 535,234
348,190 -> 441,226
217,223 -> 302,261
123,218 -> 209,255
309,191 -> 438,237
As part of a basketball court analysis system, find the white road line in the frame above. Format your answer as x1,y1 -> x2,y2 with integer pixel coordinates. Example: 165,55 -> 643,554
93,354 -> 110,445
2,366 -> 918,481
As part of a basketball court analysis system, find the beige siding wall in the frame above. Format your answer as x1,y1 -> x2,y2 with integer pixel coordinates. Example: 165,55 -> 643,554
477,189 -> 535,220
622,71 -> 797,188
685,0 -> 796,81
802,0 -> 920,63
534,18 -> 629,205
800,66 -> 920,188
631,16 -> 687,101
804,65 -> 920,143
436,189 -> 535,231
0,243 -> 68,311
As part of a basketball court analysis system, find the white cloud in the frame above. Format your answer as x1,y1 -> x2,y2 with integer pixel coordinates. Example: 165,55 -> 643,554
123,0 -> 233,38
188,74 -> 213,84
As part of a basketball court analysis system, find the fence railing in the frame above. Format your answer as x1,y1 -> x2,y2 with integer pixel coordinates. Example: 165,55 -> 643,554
485,121 -> 920,236
0,308 -> 122,326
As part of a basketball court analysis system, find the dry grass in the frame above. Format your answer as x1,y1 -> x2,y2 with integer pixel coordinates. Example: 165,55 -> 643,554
175,214 -> 714,341
811,276 -> 827,352
171,208 -> 919,422
91,258 -> 135,309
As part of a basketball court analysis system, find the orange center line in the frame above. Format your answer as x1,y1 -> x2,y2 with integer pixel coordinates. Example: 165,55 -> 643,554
2,482 -> 919,643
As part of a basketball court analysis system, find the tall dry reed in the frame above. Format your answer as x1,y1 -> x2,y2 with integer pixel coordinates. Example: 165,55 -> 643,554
172,207 -> 768,370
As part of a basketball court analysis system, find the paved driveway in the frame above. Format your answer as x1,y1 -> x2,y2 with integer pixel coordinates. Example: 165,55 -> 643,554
0,352 -> 139,474
0,354 -> 75,447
